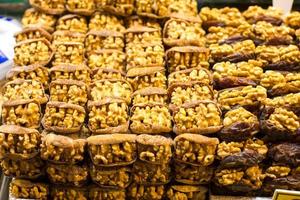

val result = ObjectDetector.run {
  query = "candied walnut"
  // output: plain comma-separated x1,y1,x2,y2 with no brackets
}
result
132,87,168,105
56,14,88,33
174,134,219,166
3,79,48,104
52,42,85,65
50,79,88,106
6,64,50,89
261,70,300,96
130,103,172,134
95,0,134,17
263,93,300,108
266,166,291,179
50,64,91,84
51,186,88,200
126,67,167,91
88,49,125,72
85,30,124,54
90,165,131,188
169,82,214,107
163,14,205,47
22,8,57,32
1,156,44,179
166,185,207,200
15,27,52,43
135,0,169,18
213,60,263,88
174,161,214,184
46,163,88,186
210,40,256,63
127,183,165,200
89,187,126,200
0,125,40,159
126,15,161,29
92,68,125,81
29,0,65,15
52,31,85,44
217,141,244,160
89,12,125,32
90,79,132,104
125,26,162,45
14,38,53,66
268,143,300,167
10,179,48,200
42,102,85,133
87,134,137,166
217,86,267,111
1,100,41,128
40,133,86,164
172,100,222,135
66,0,95,16
166,46,210,72
285,11,300,29
88,99,129,134
223,107,258,127
168,67,212,86
243,6,283,25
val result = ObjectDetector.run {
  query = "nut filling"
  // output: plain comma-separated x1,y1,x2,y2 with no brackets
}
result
1,100,41,129
174,134,219,166
15,27,52,42
87,134,137,166
166,185,208,200
52,42,85,65
92,68,125,81
51,186,88,200
126,16,161,29
132,87,168,105
50,65,91,84
42,102,85,133
125,27,162,45
243,6,283,25
88,50,125,72
266,166,291,179
66,0,95,15
0,125,40,159
95,0,134,17
29,0,65,15
89,12,125,32
10,179,48,200
127,183,164,200
56,15,88,33
263,93,300,108
88,99,129,134
89,187,126,200
172,101,222,135
40,133,86,164
52,31,85,44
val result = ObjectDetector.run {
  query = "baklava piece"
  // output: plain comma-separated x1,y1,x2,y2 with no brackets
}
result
10,179,48,200
52,42,85,65
29,0,65,15
130,103,172,134
163,14,205,47
127,183,165,200
243,6,283,25
3,79,48,104
42,102,86,133
14,38,53,66
14,27,52,43
89,186,126,200
51,186,88,200
40,133,86,164
89,79,132,104
52,30,85,44
172,101,222,135
132,87,168,106
88,99,129,134
0,125,40,159
66,0,95,16
126,67,167,91
87,134,137,166
137,134,172,164
213,60,263,89
56,14,88,33
166,46,210,73
166,185,207,200
90,165,131,188
50,64,91,84
1,100,41,129
125,26,162,45
92,68,125,81
89,12,125,32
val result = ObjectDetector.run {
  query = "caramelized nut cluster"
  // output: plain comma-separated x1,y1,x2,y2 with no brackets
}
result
43,102,85,133
166,47,210,72
14,39,53,66
267,107,300,132
88,50,125,71
0,125,40,159
66,0,95,15
90,80,132,104
51,187,88,200
40,133,86,164
173,101,222,134
56,15,88,33
53,42,85,65
137,134,173,164
130,104,172,134
52,31,85,44
90,165,131,188
92,68,125,81
10,179,48,200
166,185,207,200
243,6,283,25
46,163,88,186
88,99,129,133
50,80,88,106
285,11,300,28
263,93,300,107
218,86,267,111
3,80,47,104
89,187,126,200
50,65,91,84
132,87,168,105
223,107,258,127
127,184,164,200
29,0,65,15
169,83,214,106
126,67,167,91
15,27,52,43
163,15,205,47
265,166,291,179
89,12,125,32
95,0,134,16
1,100,41,128
87,134,137,166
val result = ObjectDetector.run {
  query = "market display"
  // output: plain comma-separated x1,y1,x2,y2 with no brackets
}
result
2,0,300,199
